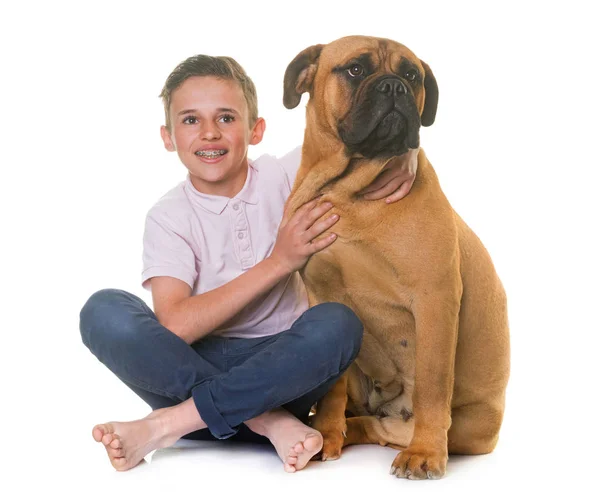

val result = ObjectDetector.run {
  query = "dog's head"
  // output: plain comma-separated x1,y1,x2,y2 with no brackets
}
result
284,35,438,160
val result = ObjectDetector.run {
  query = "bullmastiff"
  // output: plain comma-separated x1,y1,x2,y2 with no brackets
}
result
282,35,510,479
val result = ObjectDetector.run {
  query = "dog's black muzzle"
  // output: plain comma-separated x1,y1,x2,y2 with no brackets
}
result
339,74,422,159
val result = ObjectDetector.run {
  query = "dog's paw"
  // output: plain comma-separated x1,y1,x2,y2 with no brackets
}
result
389,445,447,480
313,428,345,461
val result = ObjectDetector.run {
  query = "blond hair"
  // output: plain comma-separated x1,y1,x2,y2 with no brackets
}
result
159,54,258,130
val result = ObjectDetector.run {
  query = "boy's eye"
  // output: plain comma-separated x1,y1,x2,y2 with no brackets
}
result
183,116,198,124
219,114,235,123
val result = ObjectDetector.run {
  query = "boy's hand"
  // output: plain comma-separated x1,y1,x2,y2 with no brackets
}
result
358,148,419,203
270,199,339,274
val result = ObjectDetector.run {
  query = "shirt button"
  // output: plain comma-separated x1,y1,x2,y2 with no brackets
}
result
233,204,239,211
238,232,244,239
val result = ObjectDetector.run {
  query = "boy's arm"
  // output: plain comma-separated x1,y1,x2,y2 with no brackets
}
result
151,258,291,344
151,198,339,344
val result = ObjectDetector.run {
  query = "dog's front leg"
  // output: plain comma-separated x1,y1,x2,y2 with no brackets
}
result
391,284,462,480
310,373,348,461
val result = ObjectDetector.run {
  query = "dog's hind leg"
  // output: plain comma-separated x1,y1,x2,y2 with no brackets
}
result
344,415,414,449
447,400,504,455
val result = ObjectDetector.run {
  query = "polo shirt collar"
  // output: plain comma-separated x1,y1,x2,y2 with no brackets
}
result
184,161,259,215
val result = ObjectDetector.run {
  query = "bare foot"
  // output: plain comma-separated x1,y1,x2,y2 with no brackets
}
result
92,409,178,471
248,409,324,473
92,398,206,471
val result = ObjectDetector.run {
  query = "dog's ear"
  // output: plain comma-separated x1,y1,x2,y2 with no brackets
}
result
283,44,324,109
420,60,438,127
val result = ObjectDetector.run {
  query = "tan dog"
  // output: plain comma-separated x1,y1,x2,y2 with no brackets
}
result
282,35,510,480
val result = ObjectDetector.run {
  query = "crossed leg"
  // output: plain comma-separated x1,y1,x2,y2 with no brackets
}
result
92,399,323,473
81,290,362,473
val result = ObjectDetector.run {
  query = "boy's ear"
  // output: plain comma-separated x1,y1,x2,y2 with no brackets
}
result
160,125,176,151
249,117,266,146
283,44,324,109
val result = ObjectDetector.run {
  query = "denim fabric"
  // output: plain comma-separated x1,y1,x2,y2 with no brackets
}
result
80,289,363,442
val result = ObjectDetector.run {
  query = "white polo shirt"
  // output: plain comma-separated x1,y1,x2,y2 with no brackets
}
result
141,147,308,338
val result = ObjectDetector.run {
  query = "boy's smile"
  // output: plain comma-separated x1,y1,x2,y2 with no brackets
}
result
195,149,227,159
161,76,265,197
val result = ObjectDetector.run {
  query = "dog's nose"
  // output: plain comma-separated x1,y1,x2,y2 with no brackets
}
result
376,77,407,96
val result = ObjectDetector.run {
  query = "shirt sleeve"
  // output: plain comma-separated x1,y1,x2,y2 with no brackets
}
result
141,209,198,291
277,146,302,189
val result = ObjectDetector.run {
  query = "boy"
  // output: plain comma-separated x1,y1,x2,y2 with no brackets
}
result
79,54,417,473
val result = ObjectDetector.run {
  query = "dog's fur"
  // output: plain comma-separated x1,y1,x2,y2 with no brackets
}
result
283,35,510,479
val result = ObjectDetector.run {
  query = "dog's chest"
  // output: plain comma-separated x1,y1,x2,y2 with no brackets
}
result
301,207,417,404
301,198,411,305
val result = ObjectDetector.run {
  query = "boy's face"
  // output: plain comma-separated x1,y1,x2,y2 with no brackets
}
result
161,76,265,197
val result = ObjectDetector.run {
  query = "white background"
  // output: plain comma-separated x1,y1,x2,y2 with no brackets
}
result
2,1,599,495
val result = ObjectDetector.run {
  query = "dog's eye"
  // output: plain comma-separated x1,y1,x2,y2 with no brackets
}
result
347,64,364,77
404,69,418,82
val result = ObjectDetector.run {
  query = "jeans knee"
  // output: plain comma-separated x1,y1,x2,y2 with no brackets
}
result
79,288,139,349
309,302,364,362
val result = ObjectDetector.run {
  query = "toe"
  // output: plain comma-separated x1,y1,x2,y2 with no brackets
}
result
92,427,103,442
111,457,128,471
108,447,124,458
92,424,110,442
109,438,122,449
284,462,296,473
293,433,324,471
293,442,304,454
303,433,323,453
101,433,113,446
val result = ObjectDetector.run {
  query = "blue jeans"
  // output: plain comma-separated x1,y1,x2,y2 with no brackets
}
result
79,289,363,443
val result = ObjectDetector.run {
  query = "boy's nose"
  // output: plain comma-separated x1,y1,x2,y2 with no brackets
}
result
200,122,221,140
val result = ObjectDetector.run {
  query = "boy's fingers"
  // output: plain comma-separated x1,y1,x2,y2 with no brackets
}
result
283,199,316,230
286,197,315,212
358,169,395,195
302,196,324,210
361,176,404,200
384,179,414,204
298,201,334,230
290,198,320,221
308,233,337,254
303,214,339,243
